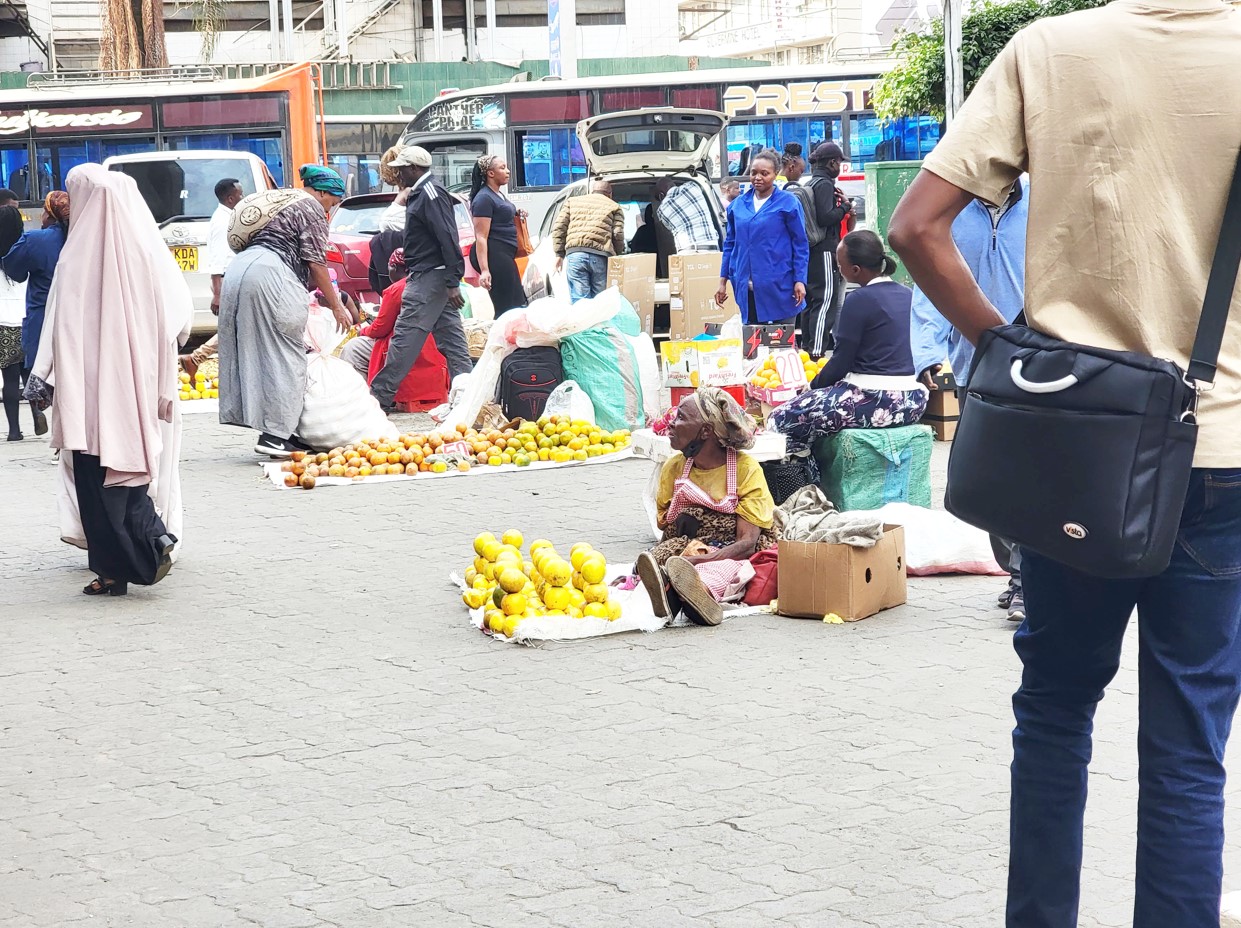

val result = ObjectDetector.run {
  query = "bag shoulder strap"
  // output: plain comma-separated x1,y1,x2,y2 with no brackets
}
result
1189,147,1241,383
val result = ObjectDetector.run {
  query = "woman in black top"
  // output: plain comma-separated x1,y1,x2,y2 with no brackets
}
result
769,230,928,454
469,155,528,316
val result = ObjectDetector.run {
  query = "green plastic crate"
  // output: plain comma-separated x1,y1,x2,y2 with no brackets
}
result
813,424,934,511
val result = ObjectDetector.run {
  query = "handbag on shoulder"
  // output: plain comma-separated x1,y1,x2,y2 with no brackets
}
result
945,151,1241,579
514,212,533,258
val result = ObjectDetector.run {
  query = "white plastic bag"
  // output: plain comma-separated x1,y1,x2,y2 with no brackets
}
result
543,381,596,422
632,332,661,426
717,313,745,343
297,354,398,451
858,502,1006,576
304,305,348,355
466,285,495,322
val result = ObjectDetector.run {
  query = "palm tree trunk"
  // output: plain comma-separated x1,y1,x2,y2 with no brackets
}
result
99,0,168,71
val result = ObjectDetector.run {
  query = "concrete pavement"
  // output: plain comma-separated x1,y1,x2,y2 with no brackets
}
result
1,411,1238,927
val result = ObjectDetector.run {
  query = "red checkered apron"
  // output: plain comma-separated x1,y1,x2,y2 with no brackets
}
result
665,451,747,602
666,449,740,524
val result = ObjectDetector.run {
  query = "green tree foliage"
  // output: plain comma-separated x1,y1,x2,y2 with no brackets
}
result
873,0,1111,122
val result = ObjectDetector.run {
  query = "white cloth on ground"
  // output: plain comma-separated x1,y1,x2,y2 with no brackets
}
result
775,484,884,546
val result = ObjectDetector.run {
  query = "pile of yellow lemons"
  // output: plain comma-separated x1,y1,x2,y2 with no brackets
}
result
178,369,218,401
750,350,828,389
462,529,621,639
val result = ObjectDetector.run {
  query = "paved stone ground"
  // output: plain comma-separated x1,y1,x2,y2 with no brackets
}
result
2,410,1239,928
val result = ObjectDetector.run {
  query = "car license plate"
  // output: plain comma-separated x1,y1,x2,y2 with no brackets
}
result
170,245,198,272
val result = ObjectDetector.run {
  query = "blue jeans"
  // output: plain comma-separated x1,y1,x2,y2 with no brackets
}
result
565,252,609,303
1008,468,1241,928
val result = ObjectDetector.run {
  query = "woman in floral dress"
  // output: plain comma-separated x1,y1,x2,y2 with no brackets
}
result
769,230,927,455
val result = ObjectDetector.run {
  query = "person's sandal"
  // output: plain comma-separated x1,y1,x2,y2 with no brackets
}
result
666,556,723,627
179,355,198,380
83,578,128,597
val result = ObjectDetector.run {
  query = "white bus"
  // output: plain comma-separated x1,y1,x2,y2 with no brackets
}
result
398,63,941,230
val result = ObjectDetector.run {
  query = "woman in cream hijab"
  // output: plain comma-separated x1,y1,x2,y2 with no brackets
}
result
26,164,191,596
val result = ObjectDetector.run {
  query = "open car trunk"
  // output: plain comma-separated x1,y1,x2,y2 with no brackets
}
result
577,108,727,176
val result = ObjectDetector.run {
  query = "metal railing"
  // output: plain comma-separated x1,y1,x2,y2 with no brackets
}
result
218,60,399,89
28,65,218,88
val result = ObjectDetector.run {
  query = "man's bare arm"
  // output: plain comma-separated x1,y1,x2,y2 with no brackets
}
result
888,171,1007,345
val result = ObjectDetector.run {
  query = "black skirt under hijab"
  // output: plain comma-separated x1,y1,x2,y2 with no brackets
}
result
73,452,171,585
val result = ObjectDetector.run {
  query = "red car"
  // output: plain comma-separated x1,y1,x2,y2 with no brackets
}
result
326,192,478,306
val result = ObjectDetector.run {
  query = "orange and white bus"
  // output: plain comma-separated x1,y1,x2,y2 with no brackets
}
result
0,63,324,205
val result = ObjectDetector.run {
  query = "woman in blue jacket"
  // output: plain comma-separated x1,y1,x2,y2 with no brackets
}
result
715,150,809,324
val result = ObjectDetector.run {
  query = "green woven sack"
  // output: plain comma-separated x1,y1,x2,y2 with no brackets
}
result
812,424,934,511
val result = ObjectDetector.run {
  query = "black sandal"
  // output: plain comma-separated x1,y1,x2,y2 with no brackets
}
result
83,578,128,597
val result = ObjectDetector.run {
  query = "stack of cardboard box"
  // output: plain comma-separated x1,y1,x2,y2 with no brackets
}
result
605,253,657,334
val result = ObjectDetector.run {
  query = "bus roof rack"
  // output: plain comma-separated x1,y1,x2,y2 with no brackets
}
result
28,66,219,89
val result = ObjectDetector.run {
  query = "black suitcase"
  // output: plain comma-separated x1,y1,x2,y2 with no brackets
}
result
499,347,563,422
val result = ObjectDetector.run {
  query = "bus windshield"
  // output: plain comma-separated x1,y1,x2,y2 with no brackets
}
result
419,139,488,193
110,156,260,224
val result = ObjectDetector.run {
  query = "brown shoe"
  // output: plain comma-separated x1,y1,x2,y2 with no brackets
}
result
666,556,723,626
636,552,672,618
179,355,198,380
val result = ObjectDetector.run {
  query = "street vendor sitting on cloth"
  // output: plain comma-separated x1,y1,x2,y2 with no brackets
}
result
636,387,779,626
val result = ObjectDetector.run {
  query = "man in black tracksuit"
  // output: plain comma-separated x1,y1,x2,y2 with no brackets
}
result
369,145,473,411
800,142,855,356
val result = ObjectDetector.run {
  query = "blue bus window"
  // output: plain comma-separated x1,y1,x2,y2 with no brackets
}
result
514,127,584,189
0,147,30,200
726,118,841,176
166,133,285,186
850,115,942,167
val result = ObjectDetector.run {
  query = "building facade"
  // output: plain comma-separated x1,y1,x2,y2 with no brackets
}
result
678,0,933,65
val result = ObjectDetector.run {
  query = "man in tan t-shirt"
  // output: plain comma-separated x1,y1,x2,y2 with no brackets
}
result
888,0,1241,925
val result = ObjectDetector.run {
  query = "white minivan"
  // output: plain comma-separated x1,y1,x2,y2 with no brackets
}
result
104,150,276,334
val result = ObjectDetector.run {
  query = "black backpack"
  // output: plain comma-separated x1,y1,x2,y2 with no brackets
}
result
499,347,563,421
789,178,827,248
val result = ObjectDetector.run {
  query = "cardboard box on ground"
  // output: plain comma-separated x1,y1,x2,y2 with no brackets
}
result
923,370,959,441
607,253,656,334
776,526,908,621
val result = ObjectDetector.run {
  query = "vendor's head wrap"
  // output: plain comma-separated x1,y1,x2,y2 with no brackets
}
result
298,164,346,197
227,188,316,253
388,247,405,270
694,387,756,451
44,190,70,227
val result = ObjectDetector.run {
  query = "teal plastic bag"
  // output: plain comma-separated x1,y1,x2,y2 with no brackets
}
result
812,424,934,510
559,306,646,431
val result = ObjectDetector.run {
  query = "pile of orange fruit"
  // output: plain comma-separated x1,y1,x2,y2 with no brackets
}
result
278,438,471,487
461,530,621,639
